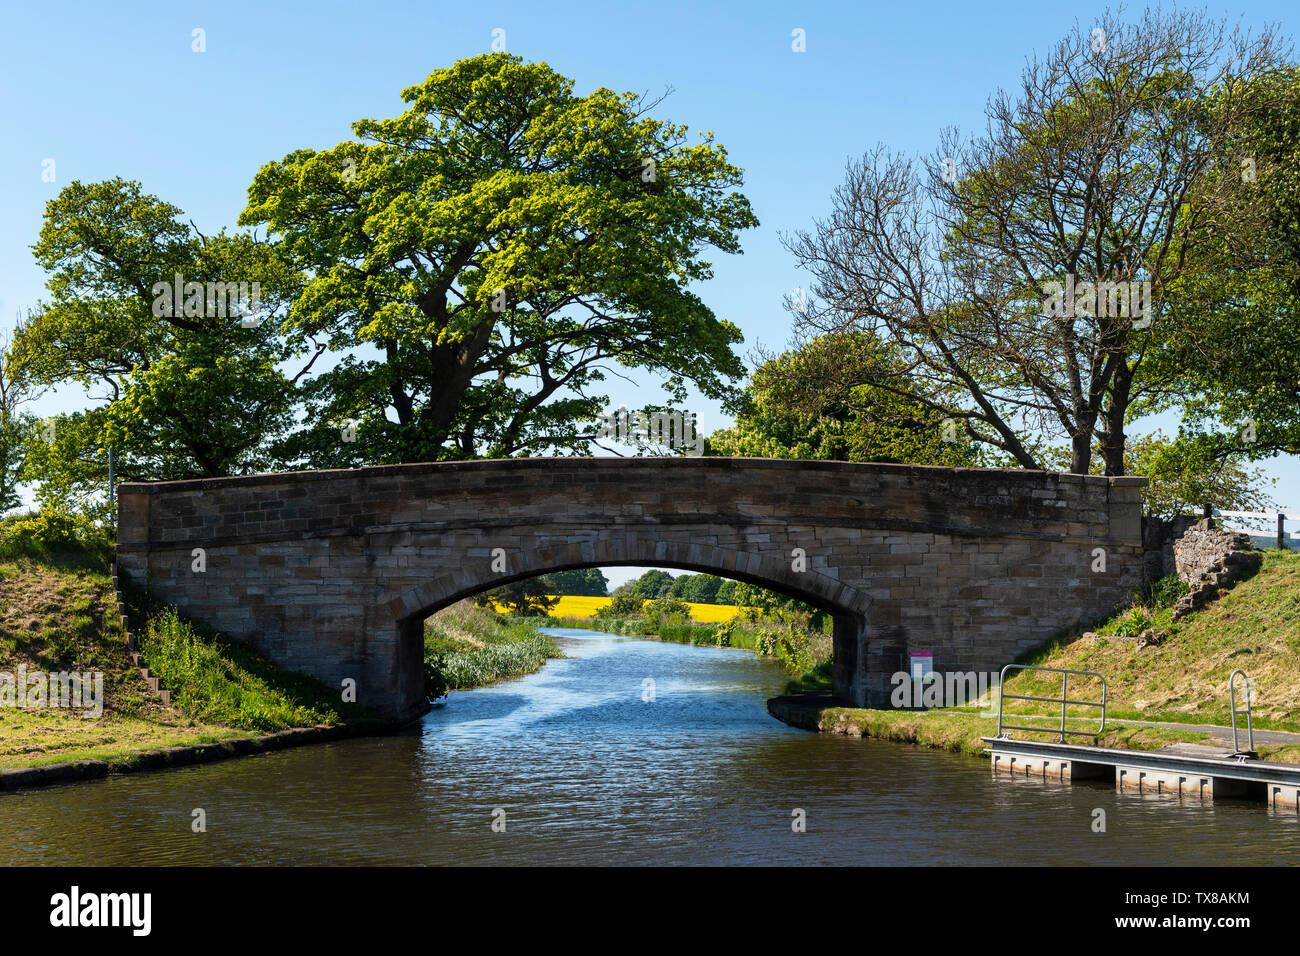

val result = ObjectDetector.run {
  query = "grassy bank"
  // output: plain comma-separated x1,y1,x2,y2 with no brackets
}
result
531,613,832,678
774,549,1300,762
768,695,1214,757
1009,549,1300,731
1,527,373,772
424,601,562,698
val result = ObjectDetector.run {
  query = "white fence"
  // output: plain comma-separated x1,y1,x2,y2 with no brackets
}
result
1207,507,1299,549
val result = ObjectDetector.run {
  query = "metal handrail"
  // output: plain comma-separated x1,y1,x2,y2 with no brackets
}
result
1229,669,1256,757
996,664,1107,743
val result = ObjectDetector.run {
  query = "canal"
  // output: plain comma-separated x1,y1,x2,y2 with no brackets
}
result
2,627,1296,865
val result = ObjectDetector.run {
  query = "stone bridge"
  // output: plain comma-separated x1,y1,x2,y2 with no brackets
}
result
115,458,1147,723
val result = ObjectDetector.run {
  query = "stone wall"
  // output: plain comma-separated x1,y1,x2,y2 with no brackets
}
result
115,458,1148,722
1141,514,1200,583
1171,519,1263,620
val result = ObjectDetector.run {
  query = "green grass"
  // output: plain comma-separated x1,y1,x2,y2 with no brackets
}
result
796,705,1214,757
1004,550,1300,732
0,542,304,770
0,706,249,771
139,608,370,732
424,601,562,697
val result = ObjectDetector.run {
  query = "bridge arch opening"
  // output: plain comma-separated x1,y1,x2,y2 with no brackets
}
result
394,557,872,716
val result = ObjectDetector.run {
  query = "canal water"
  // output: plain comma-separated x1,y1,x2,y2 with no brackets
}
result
2,627,1297,865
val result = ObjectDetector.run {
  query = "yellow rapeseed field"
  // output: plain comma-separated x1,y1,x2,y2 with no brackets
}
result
480,595,747,621
535,595,746,622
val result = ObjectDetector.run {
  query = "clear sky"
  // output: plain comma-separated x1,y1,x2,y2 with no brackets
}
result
1,1,1295,587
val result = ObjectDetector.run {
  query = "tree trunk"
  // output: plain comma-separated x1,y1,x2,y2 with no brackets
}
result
1100,364,1134,476
1070,431,1093,475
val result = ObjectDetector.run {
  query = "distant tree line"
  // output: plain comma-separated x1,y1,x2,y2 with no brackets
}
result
478,566,815,619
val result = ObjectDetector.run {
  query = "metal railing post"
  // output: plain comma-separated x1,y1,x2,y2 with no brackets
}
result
1060,671,1068,744
1230,669,1256,757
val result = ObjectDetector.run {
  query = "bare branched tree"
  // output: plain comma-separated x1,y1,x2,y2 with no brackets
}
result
784,7,1289,474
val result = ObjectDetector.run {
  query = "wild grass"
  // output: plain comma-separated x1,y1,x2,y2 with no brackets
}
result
803,705,1213,757
0,540,300,768
1005,550,1300,731
139,608,368,731
424,601,562,698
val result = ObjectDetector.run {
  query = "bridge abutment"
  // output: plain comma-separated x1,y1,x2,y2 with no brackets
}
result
831,614,868,706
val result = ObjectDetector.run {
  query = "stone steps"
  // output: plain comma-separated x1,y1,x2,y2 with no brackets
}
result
111,563,173,709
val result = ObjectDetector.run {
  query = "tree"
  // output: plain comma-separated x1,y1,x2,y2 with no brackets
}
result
731,581,826,631
784,10,1288,475
670,573,723,603
595,591,643,618
543,568,609,596
629,569,675,599
714,580,738,605
13,179,311,512
710,331,981,465
19,410,117,524
240,53,758,467
476,578,558,616
1139,66,1300,461
1125,432,1276,520
0,327,43,515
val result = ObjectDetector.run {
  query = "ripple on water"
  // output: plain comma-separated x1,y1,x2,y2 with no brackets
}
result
2,629,1298,865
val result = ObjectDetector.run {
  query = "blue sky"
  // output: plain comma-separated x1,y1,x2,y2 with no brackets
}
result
1,1,1296,586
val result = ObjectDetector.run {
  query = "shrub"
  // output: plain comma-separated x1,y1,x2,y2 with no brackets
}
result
0,509,112,564
643,597,691,627
1113,607,1155,637
1148,574,1191,609
714,617,739,647
596,592,643,618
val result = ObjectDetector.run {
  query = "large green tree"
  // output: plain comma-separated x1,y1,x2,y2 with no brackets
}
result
710,331,982,466
475,577,558,617
1125,432,1276,520
543,568,609,596
240,53,758,467
1139,65,1300,462
13,179,309,515
668,572,724,604
0,328,41,515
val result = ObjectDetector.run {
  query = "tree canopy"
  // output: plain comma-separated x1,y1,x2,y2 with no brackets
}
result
12,179,307,518
710,331,981,465
784,9,1293,477
240,53,757,467
11,55,758,523
543,568,610,596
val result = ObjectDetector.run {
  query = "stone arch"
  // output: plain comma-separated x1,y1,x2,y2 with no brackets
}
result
383,537,876,718
384,536,871,624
